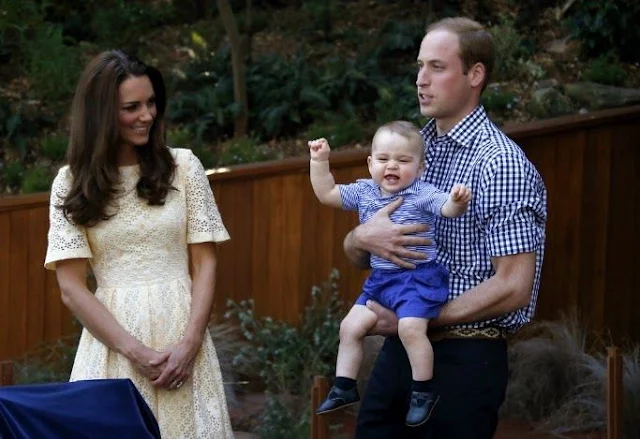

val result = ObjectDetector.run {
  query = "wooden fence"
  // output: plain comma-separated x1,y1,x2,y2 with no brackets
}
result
1,105,639,361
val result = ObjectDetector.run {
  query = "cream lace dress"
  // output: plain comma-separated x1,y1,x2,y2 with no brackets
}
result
44,148,234,439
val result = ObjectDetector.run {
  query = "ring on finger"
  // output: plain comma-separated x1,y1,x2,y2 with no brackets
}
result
176,381,184,389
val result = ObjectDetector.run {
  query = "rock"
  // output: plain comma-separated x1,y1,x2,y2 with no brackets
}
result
526,87,575,119
535,78,560,91
564,82,640,110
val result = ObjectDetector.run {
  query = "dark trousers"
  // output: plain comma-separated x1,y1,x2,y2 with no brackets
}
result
355,336,508,439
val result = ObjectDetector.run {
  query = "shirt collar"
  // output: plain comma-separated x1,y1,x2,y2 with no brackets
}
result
392,179,423,197
366,178,423,198
420,105,488,148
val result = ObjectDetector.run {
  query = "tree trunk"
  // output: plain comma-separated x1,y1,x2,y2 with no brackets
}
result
216,0,248,138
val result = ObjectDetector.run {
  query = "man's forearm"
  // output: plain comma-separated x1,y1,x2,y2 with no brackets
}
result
343,229,371,269
434,252,536,327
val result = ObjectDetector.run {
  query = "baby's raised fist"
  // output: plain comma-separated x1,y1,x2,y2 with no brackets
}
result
308,138,331,161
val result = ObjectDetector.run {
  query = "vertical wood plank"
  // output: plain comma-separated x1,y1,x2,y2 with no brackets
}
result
8,210,29,358
281,173,303,324
577,126,611,333
0,214,11,360
605,123,637,342
310,375,330,439
0,361,14,386
26,206,48,352
520,134,558,321
213,179,253,319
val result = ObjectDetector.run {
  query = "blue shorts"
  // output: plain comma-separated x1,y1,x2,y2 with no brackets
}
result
355,261,449,319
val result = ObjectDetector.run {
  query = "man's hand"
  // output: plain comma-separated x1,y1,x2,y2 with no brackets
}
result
365,300,398,336
351,197,431,269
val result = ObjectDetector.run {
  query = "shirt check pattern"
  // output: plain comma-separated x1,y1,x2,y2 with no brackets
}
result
420,106,547,332
339,179,449,269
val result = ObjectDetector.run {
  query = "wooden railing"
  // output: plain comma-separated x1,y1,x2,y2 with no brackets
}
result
1,105,639,361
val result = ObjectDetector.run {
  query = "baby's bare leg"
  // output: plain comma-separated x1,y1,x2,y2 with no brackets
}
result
336,304,379,379
398,317,432,381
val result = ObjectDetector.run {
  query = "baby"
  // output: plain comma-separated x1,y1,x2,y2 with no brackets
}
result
308,120,471,427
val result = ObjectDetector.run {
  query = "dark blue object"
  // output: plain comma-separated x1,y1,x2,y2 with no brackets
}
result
0,378,161,439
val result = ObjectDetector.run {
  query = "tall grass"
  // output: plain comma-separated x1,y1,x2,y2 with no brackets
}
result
501,314,640,439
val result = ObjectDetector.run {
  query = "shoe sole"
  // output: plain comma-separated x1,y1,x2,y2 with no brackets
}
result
316,400,359,415
405,395,440,428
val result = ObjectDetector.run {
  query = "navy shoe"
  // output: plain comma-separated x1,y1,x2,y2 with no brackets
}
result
405,390,439,427
316,385,360,415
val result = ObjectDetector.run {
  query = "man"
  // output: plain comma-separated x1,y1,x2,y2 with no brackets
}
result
344,17,547,438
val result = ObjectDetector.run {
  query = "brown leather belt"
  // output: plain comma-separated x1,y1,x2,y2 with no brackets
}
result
428,326,508,342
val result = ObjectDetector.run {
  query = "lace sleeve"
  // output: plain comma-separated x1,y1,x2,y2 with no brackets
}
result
183,150,230,244
44,167,93,270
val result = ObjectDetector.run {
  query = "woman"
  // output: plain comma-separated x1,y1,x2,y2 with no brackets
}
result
44,50,234,438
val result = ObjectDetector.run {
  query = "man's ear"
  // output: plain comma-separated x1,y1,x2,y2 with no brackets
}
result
468,62,486,89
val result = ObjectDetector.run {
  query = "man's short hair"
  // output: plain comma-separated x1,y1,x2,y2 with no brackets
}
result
426,17,495,91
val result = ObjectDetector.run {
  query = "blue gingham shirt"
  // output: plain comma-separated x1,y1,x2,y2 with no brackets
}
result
339,179,449,269
421,106,547,332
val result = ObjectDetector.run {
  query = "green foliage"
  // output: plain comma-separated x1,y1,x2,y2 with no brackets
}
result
40,133,69,162
89,0,176,49
489,18,531,81
225,269,345,396
482,86,519,115
581,53,629,87
374,80,423,126
301,0,335,41
0,1,31,60
167,126,195,148
22,23,81,101
0,101,54,159
21,167,52,193
565,0,640,63
14,334,78,384
3,161,24,189
306,118,368,148
217,136,278,167
256,393,311,439
376,20,425,56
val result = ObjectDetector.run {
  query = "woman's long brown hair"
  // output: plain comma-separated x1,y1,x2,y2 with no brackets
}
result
60,50,176,227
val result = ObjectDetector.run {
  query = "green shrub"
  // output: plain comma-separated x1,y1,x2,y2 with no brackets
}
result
489,18,530,81
374,80,423,126
21,167,52,193
1,102,53,159
306,118,368,149
22,23,81,101
3,161,24,189
217,136,278,167
40,133,68,162
581,54,629,87
90,0,175,48
225,269,345,396
192,145,216,170
256,393,310,439
565,0,640,63
482,86,519,115
167,126,195,148
14,333,78,384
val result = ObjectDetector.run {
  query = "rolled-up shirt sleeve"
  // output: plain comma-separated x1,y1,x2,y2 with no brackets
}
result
477,152,547,258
